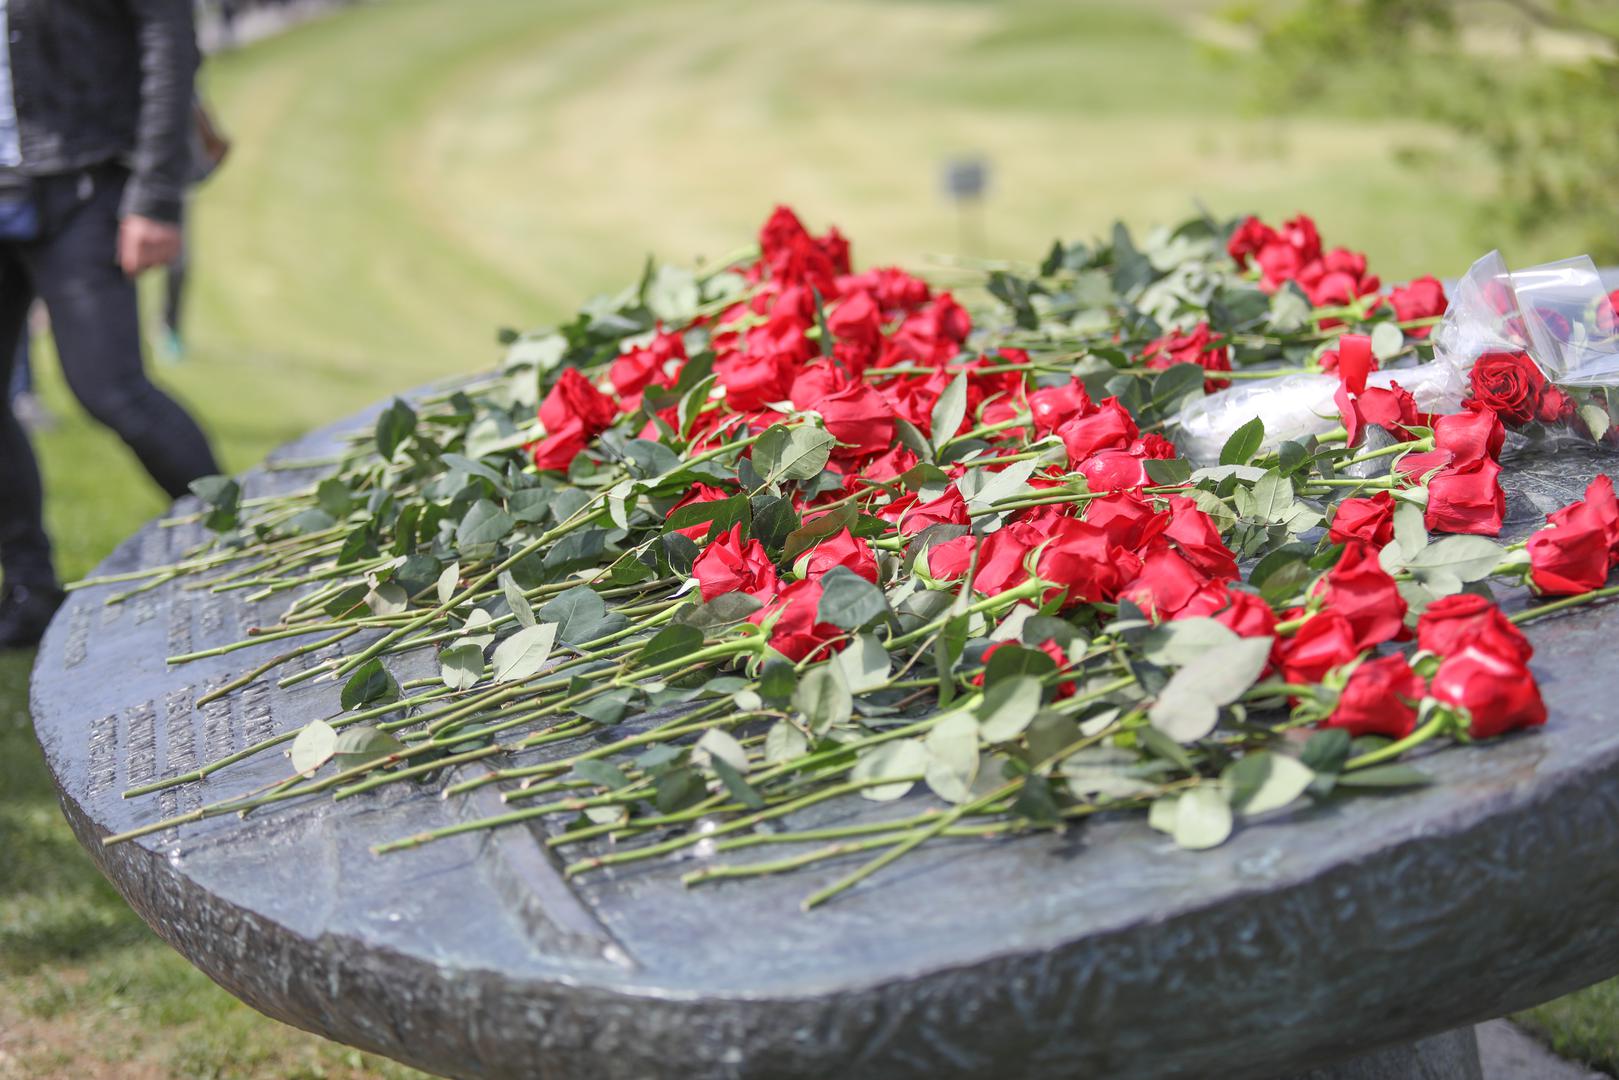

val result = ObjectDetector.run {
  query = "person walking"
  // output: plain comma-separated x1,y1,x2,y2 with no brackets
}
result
0,0,220,649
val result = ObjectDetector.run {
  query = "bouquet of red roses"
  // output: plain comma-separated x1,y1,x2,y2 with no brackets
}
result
97,206,1619,909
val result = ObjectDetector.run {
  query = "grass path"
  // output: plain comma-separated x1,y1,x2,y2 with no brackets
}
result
0,1,1612,1076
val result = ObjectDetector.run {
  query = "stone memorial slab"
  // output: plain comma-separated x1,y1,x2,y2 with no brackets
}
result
30,395,1619,1080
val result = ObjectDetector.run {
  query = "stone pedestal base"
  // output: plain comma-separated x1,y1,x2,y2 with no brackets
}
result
1283,1027,1482,1080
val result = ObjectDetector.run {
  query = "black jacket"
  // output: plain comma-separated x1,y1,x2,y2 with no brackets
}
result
6,0,198,222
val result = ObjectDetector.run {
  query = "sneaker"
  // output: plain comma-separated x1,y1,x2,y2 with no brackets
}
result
158,328,185,364
0,582,65,650
9,391,56,432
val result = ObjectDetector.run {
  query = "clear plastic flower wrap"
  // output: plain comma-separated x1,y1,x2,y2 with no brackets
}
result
1175,250,1619,463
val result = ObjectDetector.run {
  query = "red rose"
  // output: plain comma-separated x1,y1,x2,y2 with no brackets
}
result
1550,475,1619,561
1416,593,1532,662
1142,322,1231,392
862,444,919,483
539,368,617,437
1277,610,1361,684
1329,492,1396,549
826,290,883,372
1464,351,1545,426
749,578,845,662
1386,276,1447,338
1327,333,1375,394
1433,406,1505,469
1338,381,1420,447
1528,503,1613,595
1227,216,1278,269
1323,654,1425,739
1078,450,1151,492
1081,491,1168,550
1057,398,1137,464
1037,518,1142,605
1430,645,1547,739
972,521,1039,596
531,368,618,471
799,528,878,584
1028,379,1093,436
895,486,969,536
1303,249,1380,309
609,330,686,407
1213,587,1278,639
1424,460,1504,536
1122,546,1210,620
715,346,800,412
1536,386,1575,424
1163,496,1239,579
816,382,896,459
1280,214,1322,262
975,639,1076,697
1318,542,1407,650
926,533,976,580
692,524,780,603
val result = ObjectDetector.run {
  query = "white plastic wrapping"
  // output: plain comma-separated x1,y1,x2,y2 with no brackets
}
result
1174,250,1619,463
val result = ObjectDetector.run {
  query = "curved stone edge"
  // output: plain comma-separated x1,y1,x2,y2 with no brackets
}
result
40,715,1619,1080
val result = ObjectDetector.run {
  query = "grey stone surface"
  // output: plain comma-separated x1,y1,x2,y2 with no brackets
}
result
30,400,1619,1080
1285,1027,1481,1080
1478,1020,1607,1080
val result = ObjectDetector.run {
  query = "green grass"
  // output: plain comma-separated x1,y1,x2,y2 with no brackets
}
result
0,0,1613,1075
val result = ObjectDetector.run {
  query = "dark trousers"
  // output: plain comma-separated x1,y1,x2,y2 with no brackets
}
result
0,166,219,589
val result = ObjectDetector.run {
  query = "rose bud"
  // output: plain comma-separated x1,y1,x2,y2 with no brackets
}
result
1430,645,1547,739
1415,593,1533,663
1322,654,1426,739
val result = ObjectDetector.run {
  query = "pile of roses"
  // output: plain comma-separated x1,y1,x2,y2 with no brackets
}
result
512,206,1619,757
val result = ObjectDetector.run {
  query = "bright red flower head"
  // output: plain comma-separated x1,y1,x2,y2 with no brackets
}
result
1028,379,1093,436
692,524,780,603
609,330,686,408
1121,546,1209,620
1433,406,1505,469
1057,398,1137,465
1142,323,1231,392
1277,610,1361,685
1037,518,1142,605
1329,492,1397,549
1424,460,1505,537
1416,593,1533,663
1162,496,1239,580
749,578,845,662
1430,644,1547,739
531,368,618,472
1464,351,1546,426
1081,491,1168,551
1386,276,1447,338
799,528,878,584
1227,215,1278,270
1323,654,1425,739
1528,502,1614,596
1318,541,1407,651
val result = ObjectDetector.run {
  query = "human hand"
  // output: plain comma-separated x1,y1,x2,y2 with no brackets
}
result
117,215,182,277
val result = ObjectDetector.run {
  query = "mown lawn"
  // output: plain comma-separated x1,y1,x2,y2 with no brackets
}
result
1,0,1612,1076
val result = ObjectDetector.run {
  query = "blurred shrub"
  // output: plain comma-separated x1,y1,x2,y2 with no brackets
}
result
1232,0,1619,260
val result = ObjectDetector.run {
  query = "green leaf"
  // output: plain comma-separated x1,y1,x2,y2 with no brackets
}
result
753,424,837,484
1223,752,1314,816
435,562,461,605
1370,321,1405,361
1404,535,1503,585
976,675,1043,743
929,373,969,449
759,658,797,702
1149,636,1272,742
456,499,515,553
1336,764,1433,788
751,495,799,550
697,728,750,772
638,623,704,670
439,642,485,690
290,719,337,776
1140,617,1239,668
1248,471,1295,523
364,583,408,616
1172,786,1233,850
332,726,404,768
498,571,536,628
574,759,632,790
341,659,399,711
924,712,980,803
1580,403,1611,441
1142,458,1193,485
851,738,928,801
316,478,354,519
1150,363,1205,410
538,586,608,644
1220,416,1266,467
982,643,1058,686
765,720,809,765
492,623,557,683
794,663,852,735
816,566,890,630
286,508,337,535
1301,728,1352,774
834,633,890,693
781,502,855,565
573,687,635,725
375,398,417,461
662,493,750,541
